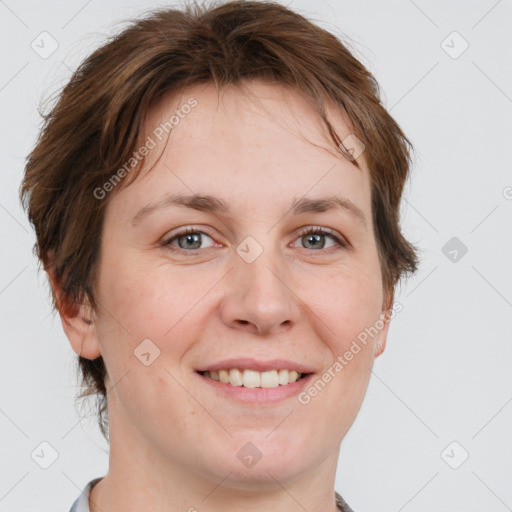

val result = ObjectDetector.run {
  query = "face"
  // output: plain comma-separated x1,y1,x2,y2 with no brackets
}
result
74,80,392,488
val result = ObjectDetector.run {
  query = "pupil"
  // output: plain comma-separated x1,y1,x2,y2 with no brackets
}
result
305,234,324,249
180,233,201,249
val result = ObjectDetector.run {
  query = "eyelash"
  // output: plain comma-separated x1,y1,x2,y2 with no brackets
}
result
162,226,349,254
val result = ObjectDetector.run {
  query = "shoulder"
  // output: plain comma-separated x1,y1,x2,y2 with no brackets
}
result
69,477,103,512
335,491,357,512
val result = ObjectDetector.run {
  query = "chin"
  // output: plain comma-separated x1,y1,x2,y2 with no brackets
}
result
207,433,315,486
214,459,311,492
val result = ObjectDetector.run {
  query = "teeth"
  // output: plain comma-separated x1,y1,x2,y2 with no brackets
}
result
288,370,299,383
202,368,305,388
261,370,278,388
230,368,244,386
219,369,229,384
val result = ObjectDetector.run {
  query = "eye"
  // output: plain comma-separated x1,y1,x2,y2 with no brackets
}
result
292,227,348,251
162,227,216,252
162,226,349,254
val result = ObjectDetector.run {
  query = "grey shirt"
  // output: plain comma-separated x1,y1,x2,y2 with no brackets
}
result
69,478,103,512
69,478,355,511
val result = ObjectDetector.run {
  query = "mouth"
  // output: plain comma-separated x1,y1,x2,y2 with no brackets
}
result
195,368,314,404
197,369,311,388
194,358,316,403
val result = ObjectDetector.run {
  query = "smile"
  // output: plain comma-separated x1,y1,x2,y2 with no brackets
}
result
199,368,308,388
196,370,314,404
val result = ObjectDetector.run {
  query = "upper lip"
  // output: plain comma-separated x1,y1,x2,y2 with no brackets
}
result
195,358,315,374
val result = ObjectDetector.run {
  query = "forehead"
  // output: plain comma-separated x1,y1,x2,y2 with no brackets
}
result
115,80,371,222
144,79,362,164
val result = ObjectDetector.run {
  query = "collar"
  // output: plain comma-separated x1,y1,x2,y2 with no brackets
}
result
69,478,355,512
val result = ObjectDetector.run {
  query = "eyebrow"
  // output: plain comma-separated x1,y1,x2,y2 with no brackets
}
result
131,193,367,230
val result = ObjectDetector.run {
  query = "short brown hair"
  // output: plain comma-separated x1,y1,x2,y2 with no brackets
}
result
20,0,419,441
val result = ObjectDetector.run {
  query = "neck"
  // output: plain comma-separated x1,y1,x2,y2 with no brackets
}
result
89,391,344,512
89,424,342,512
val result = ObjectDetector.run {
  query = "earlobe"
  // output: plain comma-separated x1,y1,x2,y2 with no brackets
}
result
59,303,102,360
374,311,388,357
374,292,393,358
47,266,102,360
375,340,386,358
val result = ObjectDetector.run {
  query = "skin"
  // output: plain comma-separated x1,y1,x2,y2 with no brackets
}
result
54,80,392,512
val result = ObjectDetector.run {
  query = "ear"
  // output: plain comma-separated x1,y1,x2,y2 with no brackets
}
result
47,266,102,360
374,290,395,359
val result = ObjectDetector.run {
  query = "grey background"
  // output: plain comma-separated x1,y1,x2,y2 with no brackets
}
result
0,0,511,511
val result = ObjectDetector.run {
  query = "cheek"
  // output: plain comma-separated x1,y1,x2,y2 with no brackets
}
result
98,252,175,330
96,254,210,364
311,264,383,349
312,266,381,420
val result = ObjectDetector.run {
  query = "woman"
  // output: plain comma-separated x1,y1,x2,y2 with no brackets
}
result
20,1,419,511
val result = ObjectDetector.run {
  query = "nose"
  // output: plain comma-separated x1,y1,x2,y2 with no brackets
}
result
220,246,301,336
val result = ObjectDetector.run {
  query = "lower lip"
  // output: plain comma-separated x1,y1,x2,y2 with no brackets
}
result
196,372,314,404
